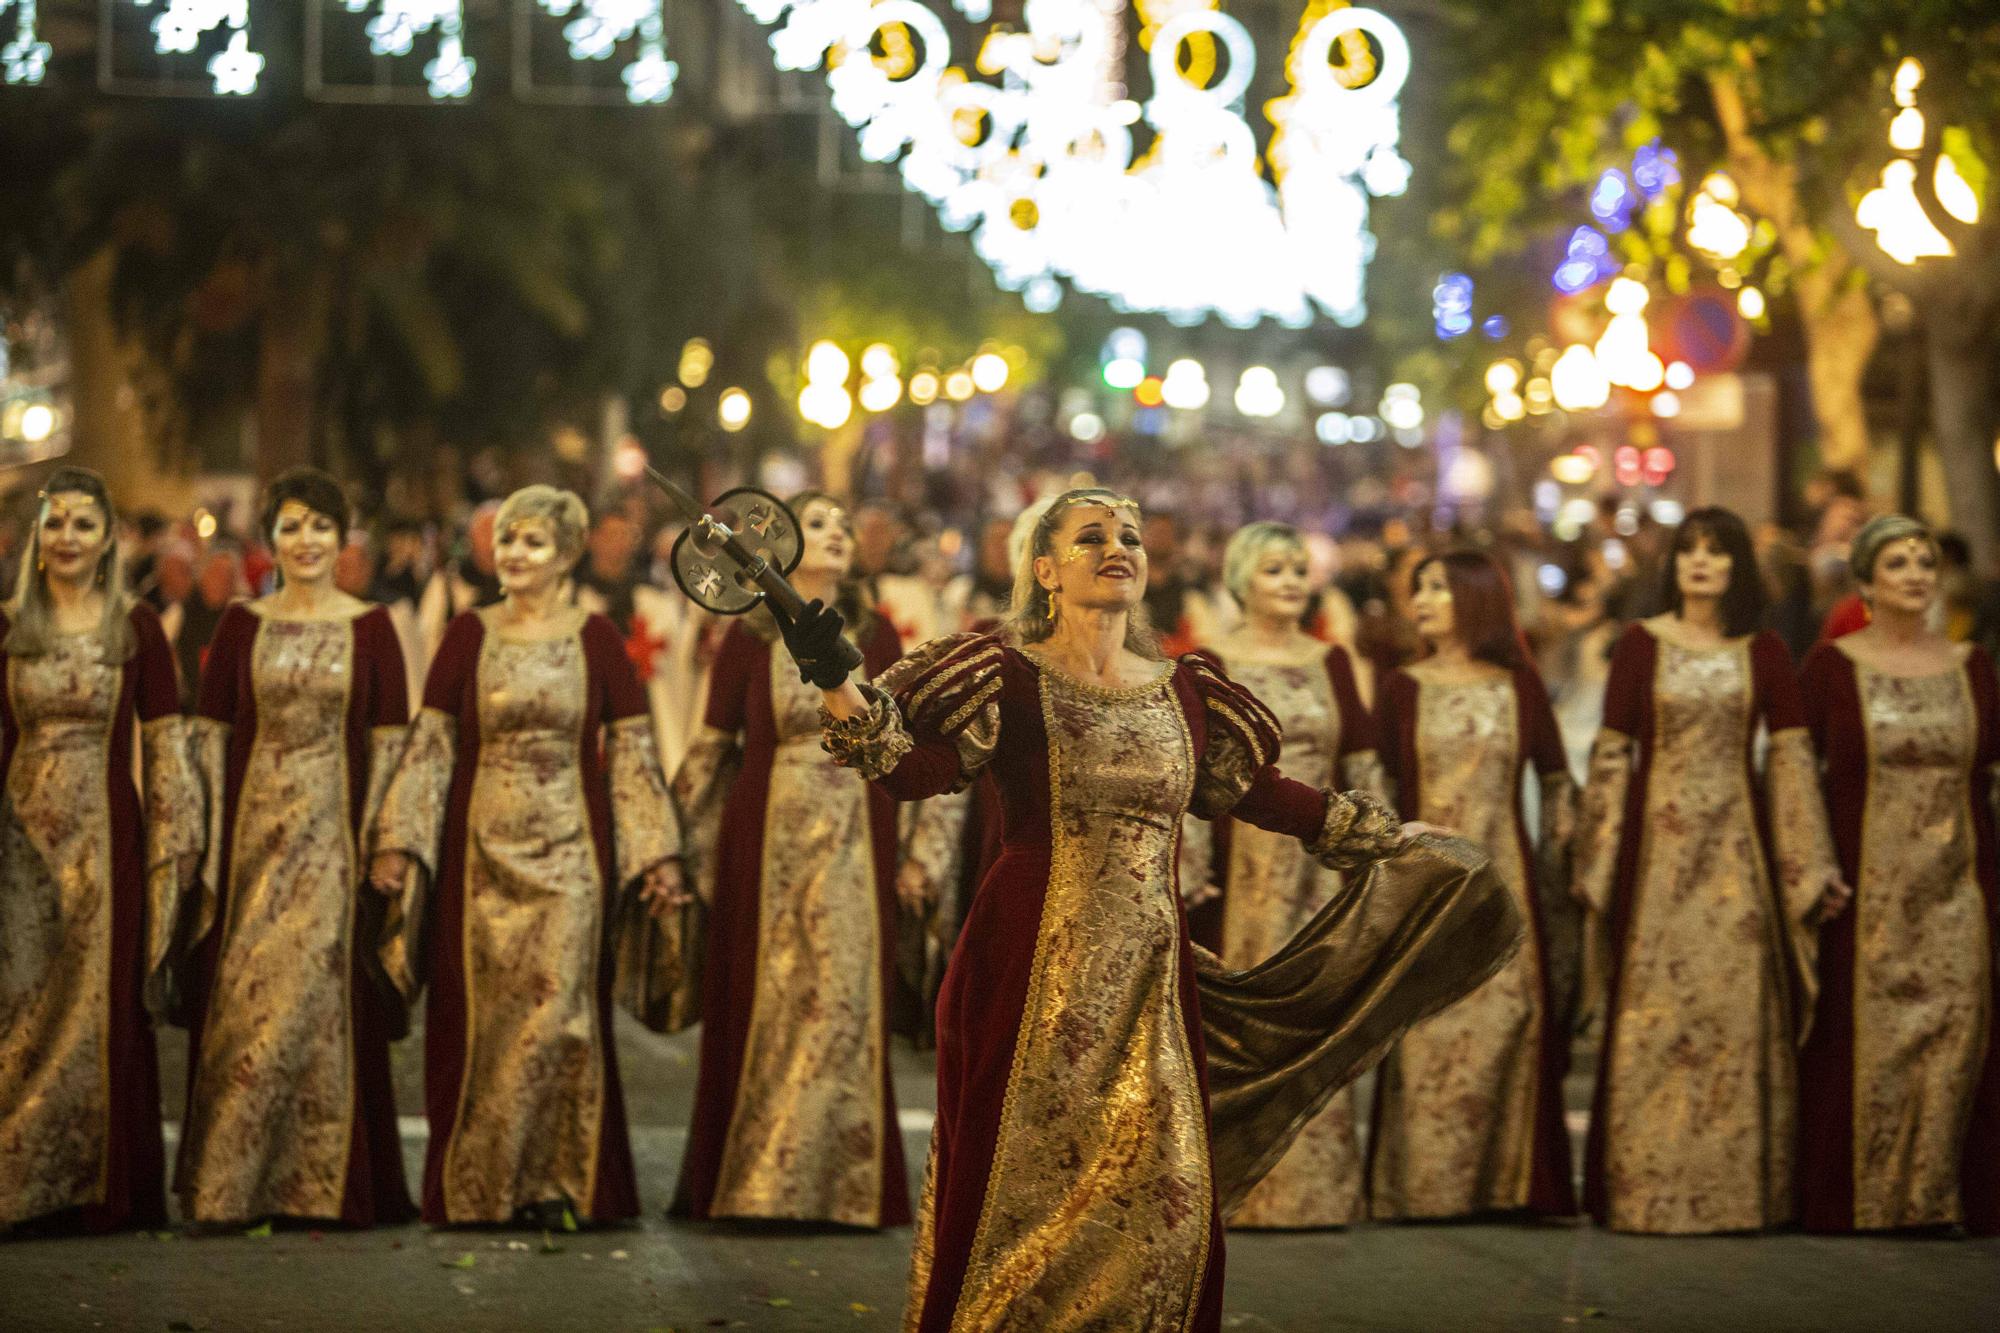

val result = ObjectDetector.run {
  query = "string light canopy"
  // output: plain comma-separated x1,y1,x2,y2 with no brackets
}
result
3,0,50,85
738,0,1412,328
101,0,267,97
518,0,677,105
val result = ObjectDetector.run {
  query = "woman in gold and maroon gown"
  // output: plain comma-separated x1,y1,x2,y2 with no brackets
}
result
1191,521,1389,1230
369,485,680,1227
175,469,416,1227
670,492,912,1228
1797,515,1999,1235
0,467,200,1234
795,489,1521,1331
1573,508,1843,1234
1368,549,1577,1221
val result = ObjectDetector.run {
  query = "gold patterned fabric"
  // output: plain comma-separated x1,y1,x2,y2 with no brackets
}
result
1211,660,1365,1228
1591,639,1811,1232
141,712,201,1016
709,655,890,1225
1849,665,1991,1229
671,724,742,905
946,665,1213,1330
371,710,450,1006
1370,674,1547,1219
177,618,365,1223
0,636,126,1225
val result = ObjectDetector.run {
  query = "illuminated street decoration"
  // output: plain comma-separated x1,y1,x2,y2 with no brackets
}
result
1856,58,1981,265
127,0,264,95
735,0,1411,326
338,0,474,98
2,1,50,85
535,0,677,102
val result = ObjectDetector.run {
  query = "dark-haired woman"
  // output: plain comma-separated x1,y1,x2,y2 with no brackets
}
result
1797,515,1998,1234
0,468,200,1233
668,492,913,1228
1573,508,1843,1233
798,490,1519,1329
1368,549,1577,1220
174,468,417,1227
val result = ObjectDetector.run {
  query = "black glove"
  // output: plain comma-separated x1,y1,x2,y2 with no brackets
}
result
769,597,856,689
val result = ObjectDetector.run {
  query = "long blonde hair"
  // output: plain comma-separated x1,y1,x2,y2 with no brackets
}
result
5,466,136,662
1001,487,1163,658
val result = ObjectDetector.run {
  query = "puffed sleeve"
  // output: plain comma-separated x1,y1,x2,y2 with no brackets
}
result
671,621,755,905
369,610,479,1004
1183,651,1404,872
1572,626,1649,914
134,604,202,1020
821,632,1004,801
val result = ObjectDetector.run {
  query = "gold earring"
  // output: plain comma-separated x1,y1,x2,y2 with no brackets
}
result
1046,587,1059,623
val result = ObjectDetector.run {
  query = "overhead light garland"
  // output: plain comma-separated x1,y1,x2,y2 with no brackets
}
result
118,0,266,96
533,0,677,103
335,0,475,99
736,0,1411,327
2,0,50,85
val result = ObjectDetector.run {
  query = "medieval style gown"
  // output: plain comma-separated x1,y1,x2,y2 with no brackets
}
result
824,633,1522,1332
1197,646,1387,1229
0,604,200,1231
670,615,913,1227
1797,640,1999,1234
371,606,678,1225
1572,624,1837,1233
174,603,417,1226
1368,660,1578,1220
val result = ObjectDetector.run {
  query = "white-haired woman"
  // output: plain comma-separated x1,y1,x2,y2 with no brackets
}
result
368,485,681,1227
784,487,1520,1331
1186,521,1389,1230
0,466,200,1234
1797,515,1999,1234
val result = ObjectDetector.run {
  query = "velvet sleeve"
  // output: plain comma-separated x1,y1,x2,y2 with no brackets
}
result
359,609,413,846
1965,647,1999,925
672,621,756,903
821,632,1004,801
1754,631,1838,923
188,606,251,949
1329,646,1389,799
586,615,680,889
1798,642,1841,757
133,603,202,1017
1573,626,1649,913
1374,668,1415,818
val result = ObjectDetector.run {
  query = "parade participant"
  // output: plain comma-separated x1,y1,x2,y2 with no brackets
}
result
792,488,1521,1330
669,491,913,1228
1797,515,1999,1235
0,467,201,1233
1191,521,1388,1229
173,468,416,1228
367,485,680,1227
1368,549,1577,1221
1573,507,1844,1234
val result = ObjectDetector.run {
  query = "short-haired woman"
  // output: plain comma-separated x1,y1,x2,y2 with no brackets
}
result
1573,507,1844,1233
1368,549,1578,1220
1797,515,1999,1234
368,485,682,1227
174,467,418,1228
0,466,201,1233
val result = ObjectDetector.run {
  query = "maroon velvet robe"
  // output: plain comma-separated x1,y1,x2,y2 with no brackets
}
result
670,617,910,1227
1798,642,2000,1235
175,604,414,1226
0,604,189,1233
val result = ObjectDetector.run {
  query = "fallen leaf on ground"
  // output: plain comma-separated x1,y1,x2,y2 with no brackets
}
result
610,1250,630,1261
440,1253,477,1270
243,1222,272,1239
767,1297,792,1308
849,1304,874,1315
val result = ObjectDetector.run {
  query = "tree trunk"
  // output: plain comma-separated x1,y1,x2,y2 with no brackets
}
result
1925,320,2000,574
60,250,198,512
253,264,332,480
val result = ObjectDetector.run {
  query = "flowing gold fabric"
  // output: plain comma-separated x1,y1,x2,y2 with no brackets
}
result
606,714,678,888
1370,674,1545,1219
1850,663,1992,1229
359,723,417,1036
0,637,123,1224
606,715,693,1035
178,618,363,1223
1595,640,1802,1232
711,659,889,1224
672,725,741,904
371,708,452,1006
1214,661,1363,1228
1199,834,1524,1215
1766,727,1836,1026
186,716,232,963
948,667,1213,1332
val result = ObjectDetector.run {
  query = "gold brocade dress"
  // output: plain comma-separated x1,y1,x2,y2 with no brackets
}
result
1572,626,1836,1233
175,605,415,1226
371,607,678,1224
1798,642,2000,1233
825,635,1524,1332
0,606,199,1231
1369,662,1578,1219
1197,649,1388,1229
